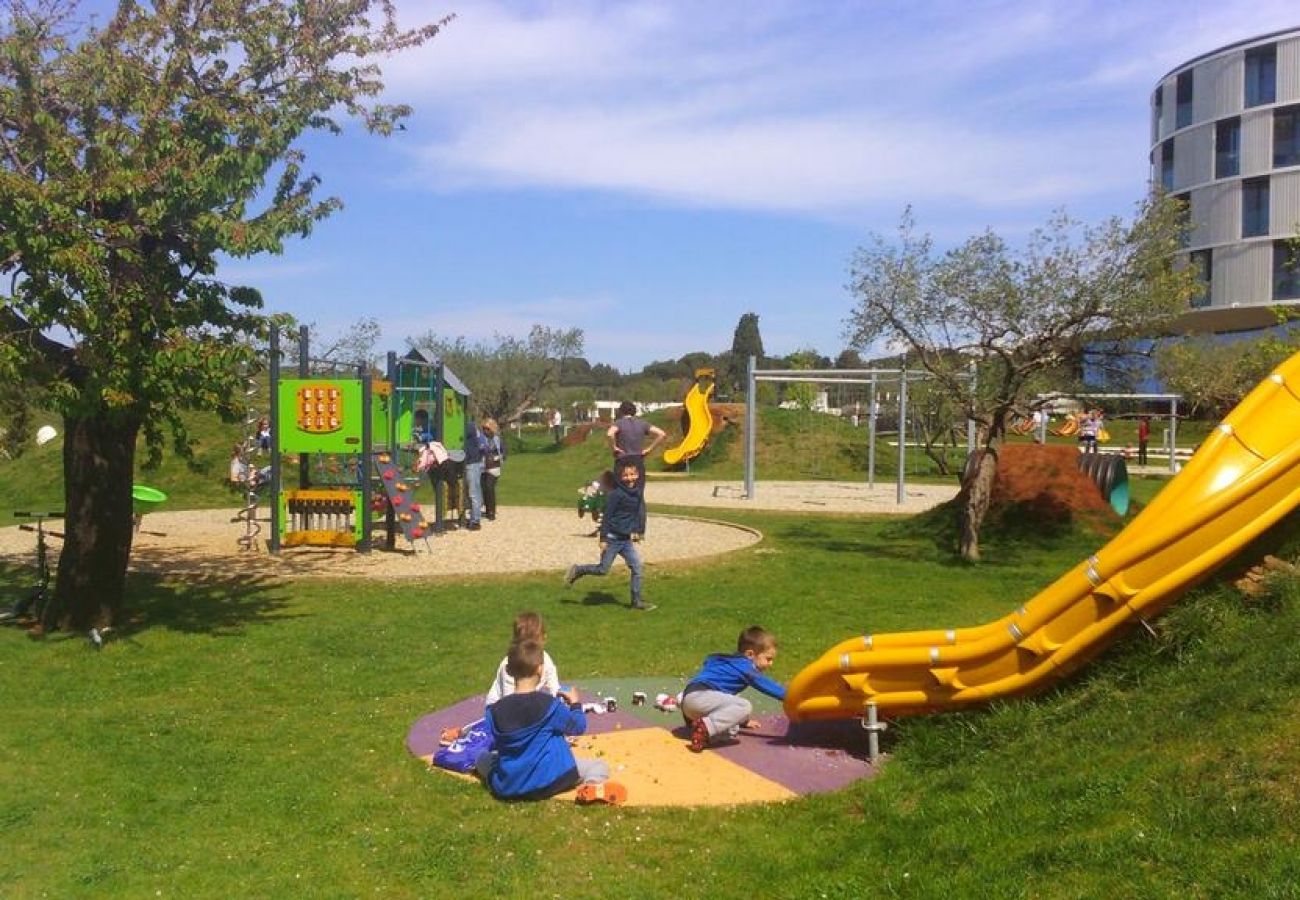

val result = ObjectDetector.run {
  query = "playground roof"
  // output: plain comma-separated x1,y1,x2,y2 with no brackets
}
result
398,348,471,397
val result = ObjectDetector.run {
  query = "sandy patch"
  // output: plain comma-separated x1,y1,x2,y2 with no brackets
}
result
645,477,958,514
0,480,956,581
0,506,761,582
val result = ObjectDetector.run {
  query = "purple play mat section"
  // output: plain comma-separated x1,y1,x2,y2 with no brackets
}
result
407,691,880,805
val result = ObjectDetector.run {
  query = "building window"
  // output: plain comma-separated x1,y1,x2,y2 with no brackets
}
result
1242,177,1270,238
1161,140,1175,192
1175,71,1193,128
1215,117,1240,178
1276,106,1300,168
1245,44,1277,108
1275,242,1300,300
1152,86,1164,143
1189,249,1212,308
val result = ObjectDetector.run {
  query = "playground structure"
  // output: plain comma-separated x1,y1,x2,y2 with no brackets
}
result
743,355,976,505
257,326,471,554
784,350,1300,723
1039,392,1183,472
662,367,716,467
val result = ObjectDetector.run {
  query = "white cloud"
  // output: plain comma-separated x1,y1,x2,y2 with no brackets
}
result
384,0,1234,218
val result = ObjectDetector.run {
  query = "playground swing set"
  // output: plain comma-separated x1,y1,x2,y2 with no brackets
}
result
247,326,473,555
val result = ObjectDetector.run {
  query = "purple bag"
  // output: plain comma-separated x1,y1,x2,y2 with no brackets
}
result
432,718,494,773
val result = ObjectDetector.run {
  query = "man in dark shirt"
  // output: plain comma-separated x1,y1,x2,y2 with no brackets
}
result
606,401,666,473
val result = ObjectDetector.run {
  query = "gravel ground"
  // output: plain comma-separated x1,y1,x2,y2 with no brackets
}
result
0,479,955,581
645,477,958,514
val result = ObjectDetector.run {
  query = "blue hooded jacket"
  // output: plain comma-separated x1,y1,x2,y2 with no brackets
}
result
485,693,588,800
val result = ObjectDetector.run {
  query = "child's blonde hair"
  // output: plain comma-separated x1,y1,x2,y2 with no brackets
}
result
737,625,776,655
512,611,546,644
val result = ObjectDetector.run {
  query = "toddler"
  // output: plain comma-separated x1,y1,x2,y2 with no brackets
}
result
681,626,785,752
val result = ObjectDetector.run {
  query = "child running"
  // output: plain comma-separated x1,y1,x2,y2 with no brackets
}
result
484,611,561,705
681,626,786,752
564,459,654,611
478,639,626,804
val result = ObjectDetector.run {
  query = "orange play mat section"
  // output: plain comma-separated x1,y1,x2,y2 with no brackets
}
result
407,685,878,808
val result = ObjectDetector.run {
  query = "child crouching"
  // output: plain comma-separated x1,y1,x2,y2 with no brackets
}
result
681,626,785,752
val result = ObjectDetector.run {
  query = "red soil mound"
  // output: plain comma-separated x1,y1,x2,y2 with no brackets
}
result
708,403,745,435
562,420,601,447
990,444,1119,533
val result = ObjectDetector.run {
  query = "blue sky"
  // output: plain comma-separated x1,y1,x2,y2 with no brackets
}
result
217,0,1300,371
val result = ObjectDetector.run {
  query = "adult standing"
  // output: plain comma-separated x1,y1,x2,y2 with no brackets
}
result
413,408,456,533
550,408,563,444
480,418,506,521
1137,416,1151,466
1078,409,1100,455
462,417,486,531
606,401,667,472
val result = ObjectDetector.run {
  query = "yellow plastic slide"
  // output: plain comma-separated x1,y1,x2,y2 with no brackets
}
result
662,369,716,466
785,351,1300,722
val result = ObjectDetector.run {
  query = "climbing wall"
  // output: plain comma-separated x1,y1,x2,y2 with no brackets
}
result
374,453,430,546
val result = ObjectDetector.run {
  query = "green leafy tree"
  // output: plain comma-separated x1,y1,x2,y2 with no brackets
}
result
834,348,865,369
1155,311,1300,418
409,325,584,424
781,347,820,410
0,0,446,631
727,312,764,393
845,199,1199,561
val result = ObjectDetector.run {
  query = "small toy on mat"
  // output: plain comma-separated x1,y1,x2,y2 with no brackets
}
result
576,781,627,806
654,692,679,712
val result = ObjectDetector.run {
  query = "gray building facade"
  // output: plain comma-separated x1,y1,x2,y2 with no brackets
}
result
1152,27,1300,332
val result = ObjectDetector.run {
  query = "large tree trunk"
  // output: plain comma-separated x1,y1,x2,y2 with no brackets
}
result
42,412,140,632
957,447,997,562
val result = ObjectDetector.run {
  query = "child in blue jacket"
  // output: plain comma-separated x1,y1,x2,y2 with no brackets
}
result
681,626,786,752
478,639,625,804
564,459,653,610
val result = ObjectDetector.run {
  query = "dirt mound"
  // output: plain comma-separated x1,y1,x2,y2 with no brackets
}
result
990,444,1119,534
708,403,745,434
562,420,601,446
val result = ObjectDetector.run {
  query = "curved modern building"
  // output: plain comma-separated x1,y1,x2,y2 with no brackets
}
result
1151,27,1300,332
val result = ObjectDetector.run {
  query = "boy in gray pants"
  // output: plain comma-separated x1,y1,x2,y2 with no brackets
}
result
681,626,785,752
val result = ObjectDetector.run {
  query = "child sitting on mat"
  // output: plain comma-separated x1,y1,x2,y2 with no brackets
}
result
485,611,561,705
681,625,786,753
478,639,626,804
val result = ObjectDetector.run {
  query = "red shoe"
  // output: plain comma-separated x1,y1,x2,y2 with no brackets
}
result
688,717,710,752
576,781,627,806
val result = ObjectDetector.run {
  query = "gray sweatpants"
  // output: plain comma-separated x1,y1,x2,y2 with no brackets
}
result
476,751,609,785
681,689,752,741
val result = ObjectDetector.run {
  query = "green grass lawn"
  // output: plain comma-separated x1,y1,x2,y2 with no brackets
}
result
2,409,1294,897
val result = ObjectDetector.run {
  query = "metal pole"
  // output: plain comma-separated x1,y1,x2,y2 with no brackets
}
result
433,361,446,529
1169,398,1179,472
864,701,886,764
269,326,281,554
297,325,310,491
897,357,907,505
359,363,372,554
867,374,877,488
744,355,757,499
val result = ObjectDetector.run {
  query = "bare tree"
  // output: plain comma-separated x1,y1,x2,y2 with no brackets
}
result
409,325,584,423
845,199,1198,561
